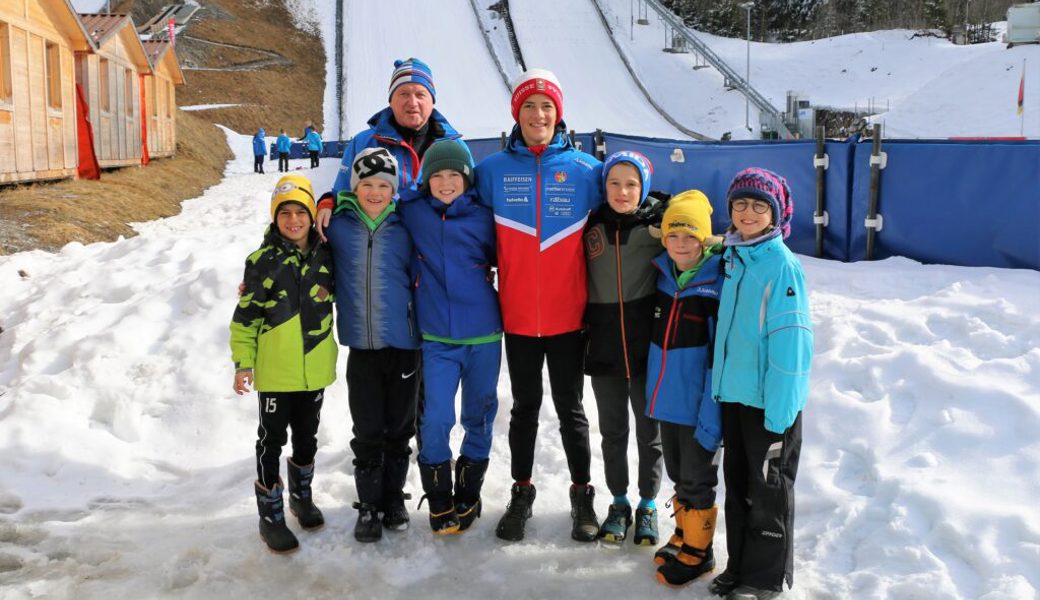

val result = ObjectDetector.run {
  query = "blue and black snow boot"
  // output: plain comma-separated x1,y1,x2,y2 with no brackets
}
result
418,461,460,535
633,505,659,546
597,502,633,543
287,458,324,530
255,480,299,554
454,457,489,531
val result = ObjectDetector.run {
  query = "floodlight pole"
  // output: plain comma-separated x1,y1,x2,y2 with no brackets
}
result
739,2,754,132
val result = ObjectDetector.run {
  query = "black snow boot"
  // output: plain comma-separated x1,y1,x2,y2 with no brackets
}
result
454,457,489,531
286,458,324,530
709,570,740,596
418,461,460,535
381,456,411,531
569,484,600,543
254,480,299,553
353,464,383,543
496,482,536,542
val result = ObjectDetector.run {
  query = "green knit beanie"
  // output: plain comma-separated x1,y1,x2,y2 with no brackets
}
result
419,139,474,188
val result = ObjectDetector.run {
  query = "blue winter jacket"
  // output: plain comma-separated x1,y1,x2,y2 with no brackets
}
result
332,107,461,196
252,129,266,156
397,188,502,343
276,134,291,153
305,130,323,153
324,194,419,350
645,251,724,452
711,233,813,434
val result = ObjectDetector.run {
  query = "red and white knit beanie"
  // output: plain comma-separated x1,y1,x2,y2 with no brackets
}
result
510,69,564,124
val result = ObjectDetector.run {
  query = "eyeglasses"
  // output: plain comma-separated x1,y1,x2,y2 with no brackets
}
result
731,199,771,214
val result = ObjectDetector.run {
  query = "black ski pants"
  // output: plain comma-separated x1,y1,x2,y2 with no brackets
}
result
659,420,718,509
278,151,289,172
255,389,325,489
253,155,265,173
346,347,420,468
309,150,320,168
504,331,591,484
591,374,662,500
722,403,802,592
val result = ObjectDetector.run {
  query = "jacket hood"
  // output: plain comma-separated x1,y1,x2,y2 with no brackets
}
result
366,106,458,143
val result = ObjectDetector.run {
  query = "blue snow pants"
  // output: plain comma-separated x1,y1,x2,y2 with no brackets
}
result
417,340,501,465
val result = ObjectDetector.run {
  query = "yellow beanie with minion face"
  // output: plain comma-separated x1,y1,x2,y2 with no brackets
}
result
661,189,714,245
270,174,317,222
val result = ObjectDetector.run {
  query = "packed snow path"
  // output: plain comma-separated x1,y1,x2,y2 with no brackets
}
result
0,133,1037,599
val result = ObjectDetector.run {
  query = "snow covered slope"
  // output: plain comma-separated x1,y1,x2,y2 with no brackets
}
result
0,131,1036,599
341,0,512,139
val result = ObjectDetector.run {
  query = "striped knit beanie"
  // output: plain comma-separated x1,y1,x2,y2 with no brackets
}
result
388,58,436,102
726,167,794,239
510,68,563,124
603,151,653,205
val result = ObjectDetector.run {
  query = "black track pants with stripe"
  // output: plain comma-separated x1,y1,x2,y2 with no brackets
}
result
256,389,325,488
721,403,802,592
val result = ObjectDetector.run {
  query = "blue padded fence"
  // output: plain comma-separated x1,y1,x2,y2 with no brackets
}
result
280,132,1039,270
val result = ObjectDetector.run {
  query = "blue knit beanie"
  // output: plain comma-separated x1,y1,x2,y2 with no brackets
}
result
603,151,653,205
726,167,794,239
388,58,436,103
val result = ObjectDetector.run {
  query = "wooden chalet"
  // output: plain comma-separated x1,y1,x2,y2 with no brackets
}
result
141,39,183,159
76,13,151,168
0,0,95,184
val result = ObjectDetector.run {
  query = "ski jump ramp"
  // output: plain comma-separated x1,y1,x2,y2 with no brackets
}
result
342,0,513,139
508,0,691,139
341,0,690,141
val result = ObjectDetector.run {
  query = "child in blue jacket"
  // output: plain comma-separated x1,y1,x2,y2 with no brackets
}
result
644,190,725,588
252,128,266,174
398,139,502,536
323,147,422,544
709,167,813,600
276,129,291,172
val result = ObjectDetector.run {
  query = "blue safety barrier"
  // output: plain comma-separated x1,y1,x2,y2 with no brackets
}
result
298,130,1039,270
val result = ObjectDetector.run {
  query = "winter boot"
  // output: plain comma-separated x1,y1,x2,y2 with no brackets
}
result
633,504,659,546
654,497,684,565
656,504,718,587
418,461,460,535
353,464,383,543
254,480,299,554
286,458,324,530
381,456,411,531
709,570,741,597
454,457,489,531
569,484,600,543
495,482,536,542
597,502,633,543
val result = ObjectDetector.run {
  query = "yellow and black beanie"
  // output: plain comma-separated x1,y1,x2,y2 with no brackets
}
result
270,174,317,222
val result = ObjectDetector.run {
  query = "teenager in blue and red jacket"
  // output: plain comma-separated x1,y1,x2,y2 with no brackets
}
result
398,139,502,537
475,68,603,544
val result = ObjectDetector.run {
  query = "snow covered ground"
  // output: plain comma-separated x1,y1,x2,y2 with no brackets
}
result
4,3,1039,600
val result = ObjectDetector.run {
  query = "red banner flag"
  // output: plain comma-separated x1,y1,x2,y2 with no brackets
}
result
168,19,176,47
1019,61,1025,116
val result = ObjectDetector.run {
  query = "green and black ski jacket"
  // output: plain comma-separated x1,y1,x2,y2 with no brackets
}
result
229,226,337,392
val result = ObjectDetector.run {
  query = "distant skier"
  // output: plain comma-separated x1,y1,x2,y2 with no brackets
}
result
475,68,603,543
252,128,266,174
230,174,336,554
304,126,323,169
709,168,813,600
276,129,291,172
